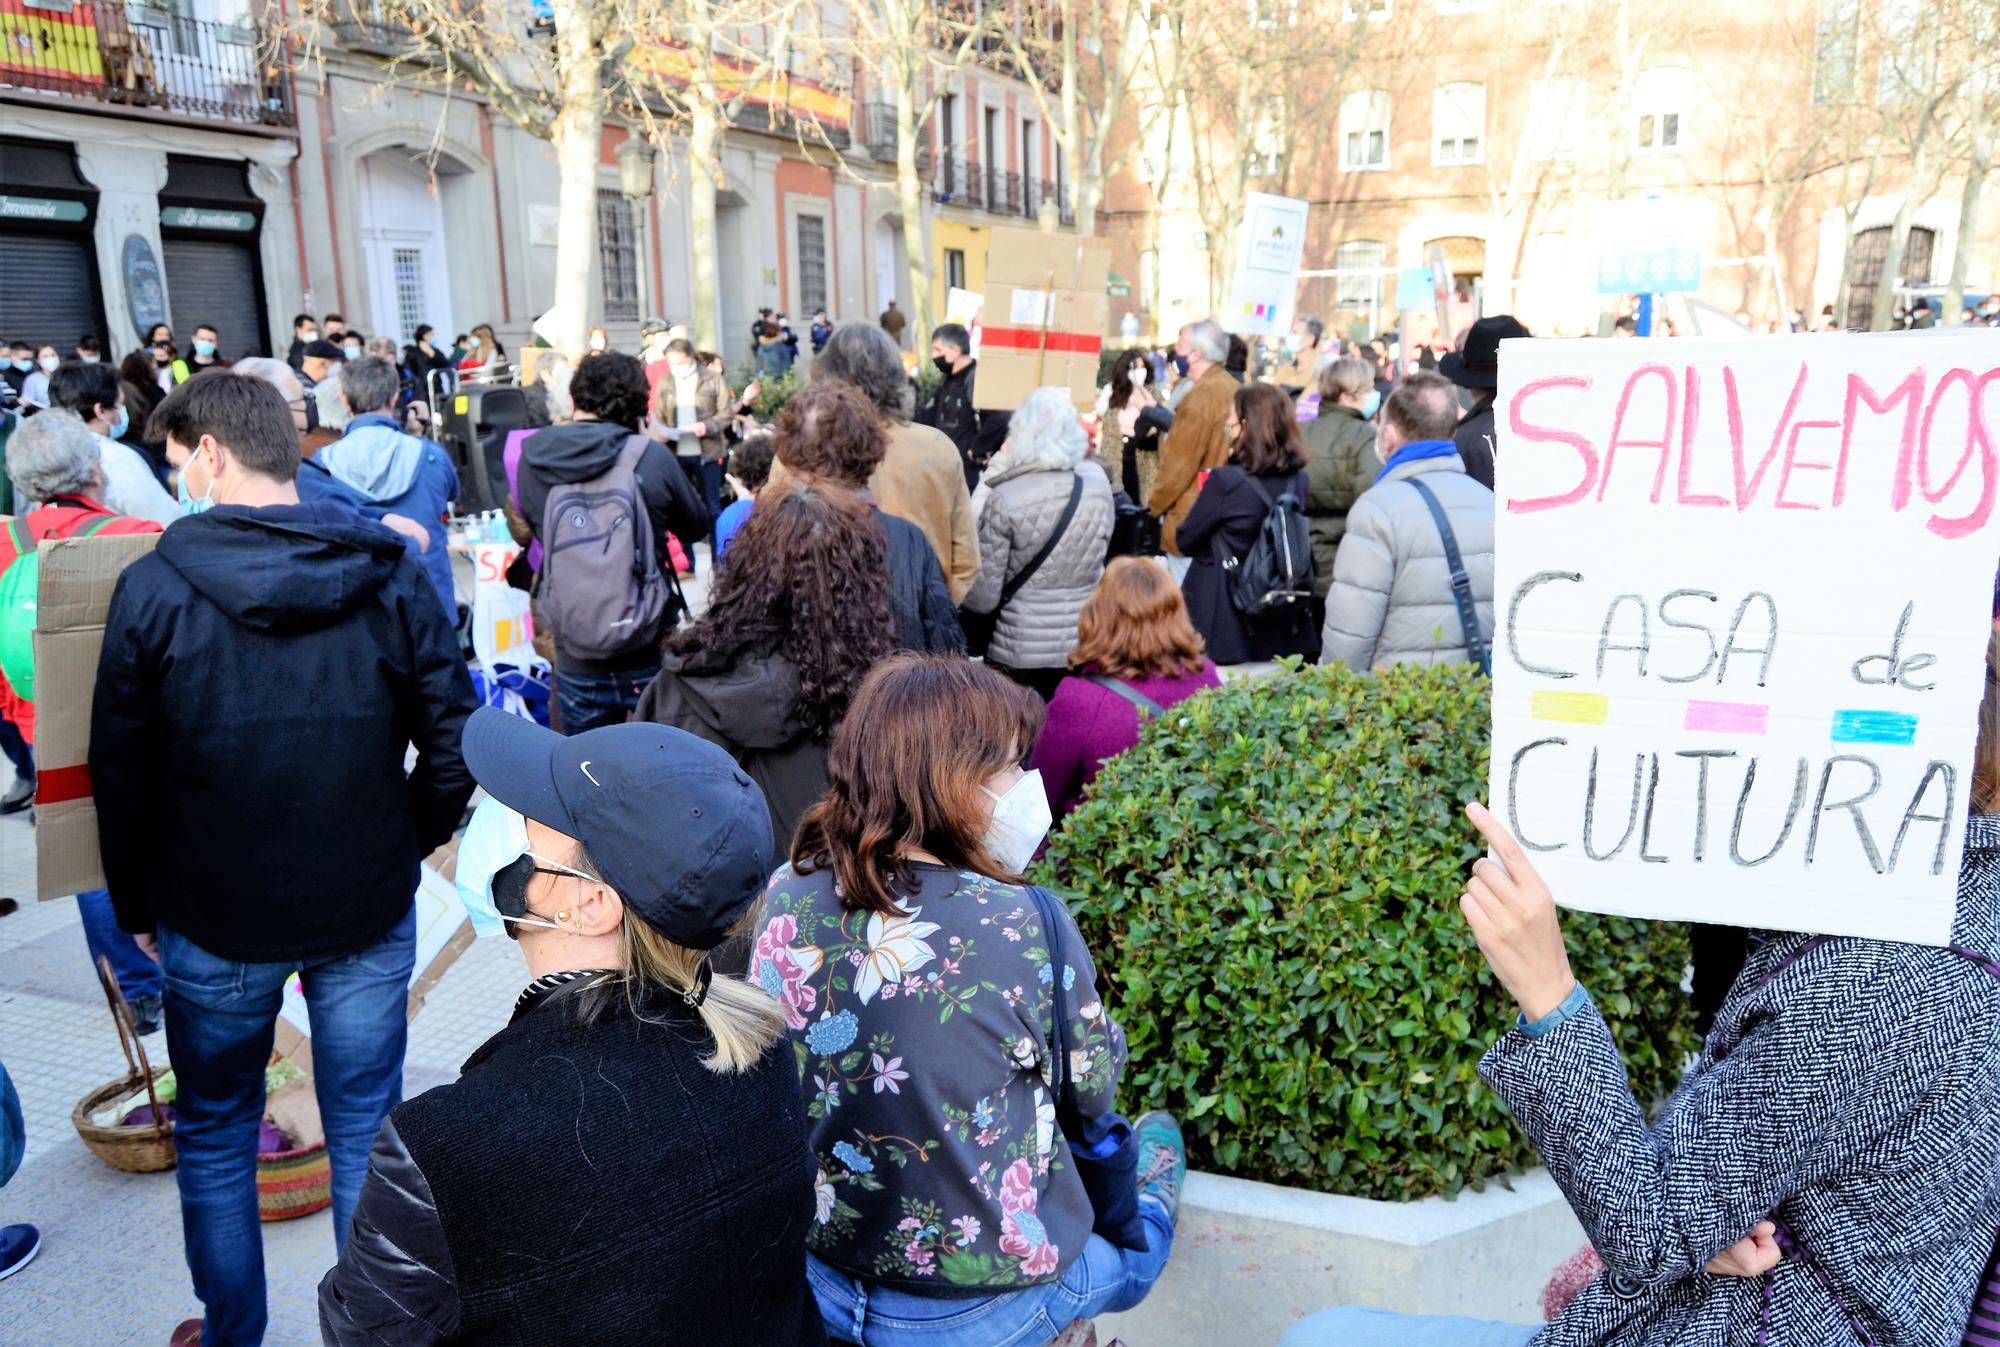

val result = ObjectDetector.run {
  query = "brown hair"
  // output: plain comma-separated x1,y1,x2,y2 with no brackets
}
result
1976,628,2000,813
771,379,888,489
1230,382,1308,475
792,654,1046,915
1069,557,1207,680
1382,369,1461,442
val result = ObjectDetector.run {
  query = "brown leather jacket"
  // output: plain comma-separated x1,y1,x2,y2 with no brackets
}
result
1148,365,1236,555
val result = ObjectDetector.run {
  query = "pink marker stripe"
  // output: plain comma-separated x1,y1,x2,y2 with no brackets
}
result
1684,700,1770,735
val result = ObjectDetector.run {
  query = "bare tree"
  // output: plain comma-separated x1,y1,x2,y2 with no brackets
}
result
1865,0,1963,331
1942,0,1998,318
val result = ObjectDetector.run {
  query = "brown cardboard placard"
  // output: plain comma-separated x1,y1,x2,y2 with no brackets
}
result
977,226,1115,414
33,532,161,901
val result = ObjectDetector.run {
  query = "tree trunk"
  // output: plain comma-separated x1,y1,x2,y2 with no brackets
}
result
895,91,930,341
1946,108,1990,321
687,103,724,355
545,0,601,357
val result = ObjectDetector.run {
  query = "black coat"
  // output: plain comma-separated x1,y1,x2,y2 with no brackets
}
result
1175,465,1319,666
880,508,965,654
92,502,476,963
319,980,826,1347
518,419,710,673
916,361,1010,489
1455,394,1497,490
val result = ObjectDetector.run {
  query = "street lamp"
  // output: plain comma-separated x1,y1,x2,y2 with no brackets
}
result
617,136,657,322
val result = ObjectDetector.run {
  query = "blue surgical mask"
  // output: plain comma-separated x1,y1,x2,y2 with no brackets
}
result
1360,390,1382,419
343,344,362,361
79,354,99,364
194,339,216,358
109,405,129,439
176,445,215,516
455,797,594,938
10,358,29,373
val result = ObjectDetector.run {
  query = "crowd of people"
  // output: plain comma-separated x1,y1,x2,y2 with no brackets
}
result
0,285,1994,1347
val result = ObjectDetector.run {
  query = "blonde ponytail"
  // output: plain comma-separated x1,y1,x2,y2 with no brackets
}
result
620,911,785,1074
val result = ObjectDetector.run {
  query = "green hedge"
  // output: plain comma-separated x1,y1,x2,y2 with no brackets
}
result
1038,661,1694,1202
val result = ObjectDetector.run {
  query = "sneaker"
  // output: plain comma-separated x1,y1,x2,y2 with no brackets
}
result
0,1223,40,1280
1132,1110,1187,1226
130,994,164,1037
0,776,31,815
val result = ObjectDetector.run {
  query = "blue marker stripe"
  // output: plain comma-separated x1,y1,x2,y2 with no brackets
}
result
1830,710,1919,745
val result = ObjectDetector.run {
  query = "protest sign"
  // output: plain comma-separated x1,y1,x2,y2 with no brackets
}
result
1490,332,2000,946
1224,192,1308,338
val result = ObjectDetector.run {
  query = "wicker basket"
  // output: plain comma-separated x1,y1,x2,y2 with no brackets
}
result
72,955,177,1173
257,1141,332,1221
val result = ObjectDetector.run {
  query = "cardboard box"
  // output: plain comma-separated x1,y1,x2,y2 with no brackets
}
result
33,532,161,901
976,226,1114,414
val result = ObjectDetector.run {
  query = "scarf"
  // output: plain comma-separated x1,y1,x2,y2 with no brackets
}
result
1374,438,1458,484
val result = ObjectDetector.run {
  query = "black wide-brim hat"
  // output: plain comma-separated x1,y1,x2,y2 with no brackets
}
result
1438,315,1532,390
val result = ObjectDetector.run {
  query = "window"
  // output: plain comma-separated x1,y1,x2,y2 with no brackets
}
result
1812,0,1858,105
1526,76,1587,160
1335,239,1385,306
1433,82,1483,164
392,248,425,344
945,248,967,292
1843,225,1936,329
940,93,958,150
595,189,638,322
796,213,827,315
1875,0,1929,106
1633,67,1689,153
1340,89,1390,171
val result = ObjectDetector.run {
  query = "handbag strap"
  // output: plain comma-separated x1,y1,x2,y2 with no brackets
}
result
1088,674,1164,719
1025,884,1073,1105
1406,476,1490,675
1000,474,1086,612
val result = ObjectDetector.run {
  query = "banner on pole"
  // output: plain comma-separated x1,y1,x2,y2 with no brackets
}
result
1224,193,1309,338
1490,332,2000,945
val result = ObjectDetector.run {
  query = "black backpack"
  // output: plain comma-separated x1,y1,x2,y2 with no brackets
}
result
1220,473,1316,624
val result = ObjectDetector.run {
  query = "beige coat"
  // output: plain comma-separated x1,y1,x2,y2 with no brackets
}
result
1148,365,1236,555
871,421,980,602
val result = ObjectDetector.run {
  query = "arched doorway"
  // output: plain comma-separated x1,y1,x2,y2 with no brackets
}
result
1844,225,1936,329
356,151,454,348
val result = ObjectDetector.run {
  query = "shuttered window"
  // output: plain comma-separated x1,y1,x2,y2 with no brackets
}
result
0,232,97,351
162,236,265,358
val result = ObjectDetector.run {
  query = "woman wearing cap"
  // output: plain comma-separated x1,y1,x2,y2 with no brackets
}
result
319,709,825,1346
755,653,1186,1345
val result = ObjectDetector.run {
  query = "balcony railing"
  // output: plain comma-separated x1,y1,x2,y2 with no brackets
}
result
859,102,931,172
934,155,986,209
0,0,293,128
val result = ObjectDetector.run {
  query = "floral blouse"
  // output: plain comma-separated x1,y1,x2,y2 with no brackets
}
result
752,860,1128,1295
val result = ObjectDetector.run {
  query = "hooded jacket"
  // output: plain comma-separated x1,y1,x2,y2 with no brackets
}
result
90,502,477,963
635,645,827,871
300,414,462,619
518,419,709,672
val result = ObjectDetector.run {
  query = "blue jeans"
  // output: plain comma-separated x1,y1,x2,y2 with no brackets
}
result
807,1196,1174,1346
554,663,659,735
78,888,163,1005
0,714,31,786
1280,1307,1540,1347
159,908,415,1346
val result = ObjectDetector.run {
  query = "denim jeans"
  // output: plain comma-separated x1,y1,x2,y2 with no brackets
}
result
78,888,163,1005
554,663,659,735
1279,1306,1540,1347
0,715,31,787
808,1196,1174,1346
159,907,415,1346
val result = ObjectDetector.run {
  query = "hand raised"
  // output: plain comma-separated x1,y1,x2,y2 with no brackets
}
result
1460,802,1576,1024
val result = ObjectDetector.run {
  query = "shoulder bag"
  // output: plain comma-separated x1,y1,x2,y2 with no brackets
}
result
1406,476,1491,675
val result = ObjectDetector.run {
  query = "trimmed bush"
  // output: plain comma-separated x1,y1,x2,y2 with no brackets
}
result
1038,661,1695,1202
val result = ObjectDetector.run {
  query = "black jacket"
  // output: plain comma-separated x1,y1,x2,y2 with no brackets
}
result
1455,394,1497,490
517,419,709,673
916,361,1010,490
91,502,476,963
1176,465,1320,666
319,980,826,1347
880,508,964,654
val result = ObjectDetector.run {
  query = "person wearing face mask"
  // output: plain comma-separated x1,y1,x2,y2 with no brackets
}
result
1438,315,1529,491
650,337,730,525
2,340,34,406
1096,345,1168,504
91,371,476,1347
1271,315,1329,396
173,323,226,381
285,313,318,371
47,360,179,526
1300,356,1384,625
915,321,1010,490
319,710,824,1346
17,344,60,411
757,653,1185,1346
148,333,180,395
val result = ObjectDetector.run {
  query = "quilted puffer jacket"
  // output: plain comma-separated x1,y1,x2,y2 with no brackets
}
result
962,457,1115,670
1318,449,1494,671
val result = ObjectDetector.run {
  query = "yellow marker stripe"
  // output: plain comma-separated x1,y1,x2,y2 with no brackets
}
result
1531,691,1610,725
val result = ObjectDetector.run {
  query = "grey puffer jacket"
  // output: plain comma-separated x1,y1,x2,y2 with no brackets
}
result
963,457,1115,669
1319,450,1493,671
1486,815,2000,1347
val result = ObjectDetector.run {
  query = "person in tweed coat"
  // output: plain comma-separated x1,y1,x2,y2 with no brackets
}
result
1284,715,2000,1343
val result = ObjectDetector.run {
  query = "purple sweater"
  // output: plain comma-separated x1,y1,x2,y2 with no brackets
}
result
1031,661,1222,822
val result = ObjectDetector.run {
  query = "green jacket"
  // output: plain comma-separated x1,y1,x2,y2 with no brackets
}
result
1301,405,1382,599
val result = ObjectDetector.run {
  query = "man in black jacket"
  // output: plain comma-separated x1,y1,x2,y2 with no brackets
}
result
1437,314,1529,491
916,321,1010,490
90,373,476,1347
517,351,709,733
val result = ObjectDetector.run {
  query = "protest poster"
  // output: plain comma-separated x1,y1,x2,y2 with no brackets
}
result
1490,331,2000,946
1223,192,1308,338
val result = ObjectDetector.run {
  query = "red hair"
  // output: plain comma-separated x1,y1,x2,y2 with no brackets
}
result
1068,557,1207,681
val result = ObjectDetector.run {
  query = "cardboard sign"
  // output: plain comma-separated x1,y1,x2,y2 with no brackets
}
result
1491,332,2000,946
975,226,1112,414
33,532,161,900
1224,192,1309,338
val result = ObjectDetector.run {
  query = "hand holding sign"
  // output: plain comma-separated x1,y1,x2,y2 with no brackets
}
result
1460,801,1577,1023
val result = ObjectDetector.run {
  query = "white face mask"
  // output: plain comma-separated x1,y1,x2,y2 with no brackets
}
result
983,771,1052,873
36,354,58,374
1126,365,1147,388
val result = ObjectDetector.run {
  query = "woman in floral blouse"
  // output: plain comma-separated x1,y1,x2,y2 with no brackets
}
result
752,653,1186,1346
